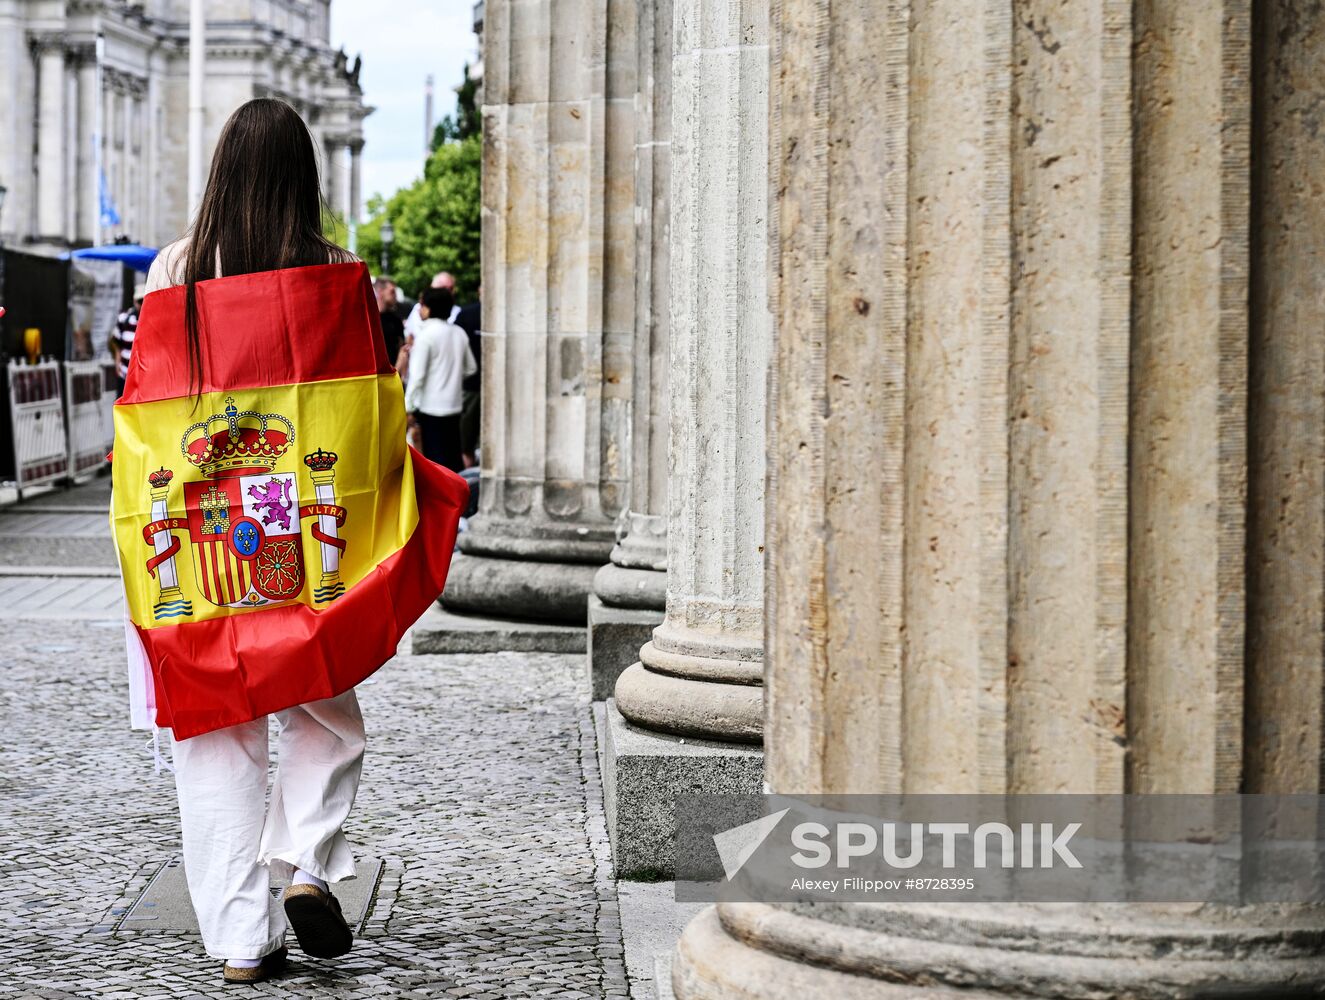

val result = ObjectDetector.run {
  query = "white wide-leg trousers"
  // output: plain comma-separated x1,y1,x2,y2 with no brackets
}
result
170,689,365,960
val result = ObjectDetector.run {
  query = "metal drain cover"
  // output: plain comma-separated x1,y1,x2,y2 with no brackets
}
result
120,856,384,933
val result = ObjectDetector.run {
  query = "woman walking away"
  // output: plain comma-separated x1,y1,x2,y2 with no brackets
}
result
110,98,468,984
403,286,476,472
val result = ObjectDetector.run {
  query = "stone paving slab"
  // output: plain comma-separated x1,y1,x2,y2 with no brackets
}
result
119,857,385,934
616,882,702,1000
9,478,112,509
0,565,119,577
1,618,630,998
0,575,124,618
0,535,119,567
0,479,117,566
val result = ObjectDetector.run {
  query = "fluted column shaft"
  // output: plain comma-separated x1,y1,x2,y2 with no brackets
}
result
586,0,673,695
35,41,66,242
613,0,769,742
76,52,99,244
625,0,671,557
118,90,133,237
348,142,363,224
62,64,77,242
444,0,637,623
1246,0,1325,796
323,137,344,222
674,0,1325,996
592,0,673,608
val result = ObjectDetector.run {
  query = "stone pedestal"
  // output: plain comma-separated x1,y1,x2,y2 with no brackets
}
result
442,0,637,624
603,700,762,880
589,514,666,698
588,595,662,700
604,0,770,877
673,0,1325,996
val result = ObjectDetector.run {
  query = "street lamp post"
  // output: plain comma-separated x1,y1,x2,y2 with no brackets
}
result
380,220,394,277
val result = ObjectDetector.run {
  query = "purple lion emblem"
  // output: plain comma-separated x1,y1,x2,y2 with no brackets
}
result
248,477,294,532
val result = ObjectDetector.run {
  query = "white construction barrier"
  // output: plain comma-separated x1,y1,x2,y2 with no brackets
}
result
7,358,68,496
65,359,111,482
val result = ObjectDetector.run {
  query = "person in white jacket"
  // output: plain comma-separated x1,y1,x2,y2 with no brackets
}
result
403,286,476,471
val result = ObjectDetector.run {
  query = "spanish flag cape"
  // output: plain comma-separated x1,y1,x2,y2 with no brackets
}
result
111,262,467,739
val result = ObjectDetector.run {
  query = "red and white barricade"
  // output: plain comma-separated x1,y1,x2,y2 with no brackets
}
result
6,358,68,496
65,359,111,482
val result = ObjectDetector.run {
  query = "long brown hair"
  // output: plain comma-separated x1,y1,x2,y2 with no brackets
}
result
183,98,347,392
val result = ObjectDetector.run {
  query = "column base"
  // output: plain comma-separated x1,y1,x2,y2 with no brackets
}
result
603,699,763,880
616,659,762,743
593,561,667,610
588,595,663,700
673,901,1325,999
440,551,601,624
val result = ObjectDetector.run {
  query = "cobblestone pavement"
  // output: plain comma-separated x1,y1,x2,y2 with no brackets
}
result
1,483,631,998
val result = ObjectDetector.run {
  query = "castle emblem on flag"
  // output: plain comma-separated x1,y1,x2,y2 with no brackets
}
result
140,397,350,614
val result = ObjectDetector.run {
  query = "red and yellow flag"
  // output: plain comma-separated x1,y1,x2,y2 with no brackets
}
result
111,262,468,739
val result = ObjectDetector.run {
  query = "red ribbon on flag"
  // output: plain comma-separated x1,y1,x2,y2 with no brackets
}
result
299,503,348,552
142,518,188,577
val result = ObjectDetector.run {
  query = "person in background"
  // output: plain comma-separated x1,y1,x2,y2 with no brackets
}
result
403,270,460,341
373,277,404,363
403,287,475,472
453,287,481,467
395,326,421,451
110,289,144,395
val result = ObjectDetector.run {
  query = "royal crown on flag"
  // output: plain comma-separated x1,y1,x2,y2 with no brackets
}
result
181,397,295,478
148,467,174,489
303,447,339,472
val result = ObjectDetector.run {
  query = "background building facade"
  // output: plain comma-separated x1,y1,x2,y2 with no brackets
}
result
0,0,369,254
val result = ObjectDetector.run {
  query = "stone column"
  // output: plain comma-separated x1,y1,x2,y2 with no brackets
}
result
1246,0,1325,797
323,136,344,220
673,0,1325,996
441,0,636,624
75,47,99,245
34,38,66,243
586,0,672,699
119,89,133,237
63,63,78,243
348,141,363,224
603,0,768,878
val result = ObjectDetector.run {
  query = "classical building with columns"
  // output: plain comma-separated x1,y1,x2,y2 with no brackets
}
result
465,0,1325,994
0,0,369,255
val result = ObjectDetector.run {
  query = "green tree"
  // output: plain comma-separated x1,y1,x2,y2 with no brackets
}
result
357,134,481,299
432,66,480,147
354,64,482,299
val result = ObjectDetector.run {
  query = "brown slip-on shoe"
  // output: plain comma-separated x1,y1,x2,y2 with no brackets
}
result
222,946,287,984
283,883,354,959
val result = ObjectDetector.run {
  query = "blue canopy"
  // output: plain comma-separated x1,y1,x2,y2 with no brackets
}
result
64,243,159,274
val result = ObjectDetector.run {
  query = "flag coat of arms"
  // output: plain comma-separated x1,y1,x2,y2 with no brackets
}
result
111,262,469,739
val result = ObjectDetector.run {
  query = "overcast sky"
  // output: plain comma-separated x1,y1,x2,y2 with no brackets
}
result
330,1,479,213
